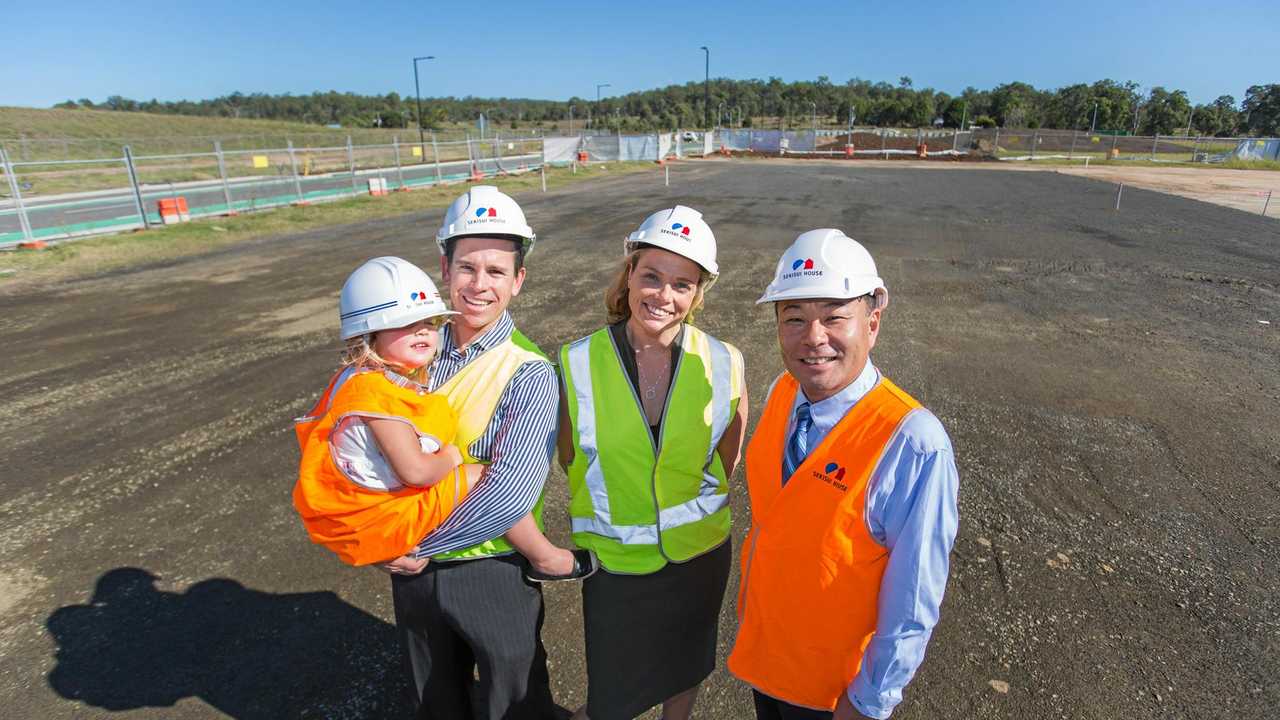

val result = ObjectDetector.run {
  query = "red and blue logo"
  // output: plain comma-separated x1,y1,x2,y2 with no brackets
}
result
671,222,691,236
475,207,497,218
823,461,847,480
410,289,431,301
792,258,815,271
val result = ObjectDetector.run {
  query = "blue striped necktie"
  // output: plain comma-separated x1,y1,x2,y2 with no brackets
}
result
782,402,812,485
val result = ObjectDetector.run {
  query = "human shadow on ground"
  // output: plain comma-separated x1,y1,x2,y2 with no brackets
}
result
46,567,412,719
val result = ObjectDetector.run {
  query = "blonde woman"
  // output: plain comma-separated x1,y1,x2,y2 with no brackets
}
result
558,207,748,720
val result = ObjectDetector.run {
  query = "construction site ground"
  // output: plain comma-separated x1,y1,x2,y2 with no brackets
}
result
1,160,1277,719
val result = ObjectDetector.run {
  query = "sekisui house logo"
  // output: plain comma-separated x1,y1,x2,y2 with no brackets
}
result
465,206,499,228
813,460,849,491
659,221,693,241
782,256,823,281
409,289,432,302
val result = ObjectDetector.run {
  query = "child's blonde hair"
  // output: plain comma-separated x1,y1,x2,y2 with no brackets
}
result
340,332,431,385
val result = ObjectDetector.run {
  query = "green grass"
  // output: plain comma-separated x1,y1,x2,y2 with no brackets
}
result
0,106,488,161
1,162,655,284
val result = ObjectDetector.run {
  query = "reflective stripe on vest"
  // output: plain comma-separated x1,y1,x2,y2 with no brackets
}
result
430,331,549,561
727,371,922,710
562,324,742,574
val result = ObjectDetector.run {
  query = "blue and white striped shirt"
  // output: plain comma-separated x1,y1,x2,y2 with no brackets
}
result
411,311,559,558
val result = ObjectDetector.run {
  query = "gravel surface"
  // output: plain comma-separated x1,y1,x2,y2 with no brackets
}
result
2,161,1277,719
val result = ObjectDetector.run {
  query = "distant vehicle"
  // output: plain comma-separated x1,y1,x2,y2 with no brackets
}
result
681,131,698,142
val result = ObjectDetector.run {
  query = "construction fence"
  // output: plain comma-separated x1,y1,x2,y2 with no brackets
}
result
1,130,729,246
0,134,543,246
6,127,1278,245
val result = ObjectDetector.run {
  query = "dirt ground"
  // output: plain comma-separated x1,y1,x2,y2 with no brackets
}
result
2,161,1278,719
1050,164,1280,216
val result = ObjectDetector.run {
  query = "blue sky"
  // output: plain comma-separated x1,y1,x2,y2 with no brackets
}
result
4,0,1277,108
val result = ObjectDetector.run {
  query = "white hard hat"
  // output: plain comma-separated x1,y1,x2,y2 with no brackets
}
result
435,185,536,256
755,229,887,305
624,205,719,281
339,256,457,340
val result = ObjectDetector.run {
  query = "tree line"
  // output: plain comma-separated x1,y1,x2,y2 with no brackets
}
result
54,79,1280,137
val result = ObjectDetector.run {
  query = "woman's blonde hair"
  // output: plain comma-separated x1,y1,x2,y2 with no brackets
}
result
340,331,432,385
605,247,711,325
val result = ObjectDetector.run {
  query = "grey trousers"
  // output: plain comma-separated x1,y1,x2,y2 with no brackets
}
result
391,554,560,720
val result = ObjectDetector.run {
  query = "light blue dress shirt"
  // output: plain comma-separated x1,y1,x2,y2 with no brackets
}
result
783,358,960,719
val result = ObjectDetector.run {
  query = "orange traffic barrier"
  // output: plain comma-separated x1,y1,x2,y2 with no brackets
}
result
577,151,589,163
469,165,485,182
18,240,48,250
916,143,928,159
157,197,190,225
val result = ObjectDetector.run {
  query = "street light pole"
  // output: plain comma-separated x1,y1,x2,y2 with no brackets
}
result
700,46,710,129
568,105,575,135
596,83,611,132
412,55,434,150
717,102,725,128
810,101,817,135
1090,101,1098,133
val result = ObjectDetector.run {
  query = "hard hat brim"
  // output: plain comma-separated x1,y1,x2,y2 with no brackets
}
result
755,281,886,305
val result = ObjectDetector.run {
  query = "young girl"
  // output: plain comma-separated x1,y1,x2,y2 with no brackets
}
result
293,256,592,580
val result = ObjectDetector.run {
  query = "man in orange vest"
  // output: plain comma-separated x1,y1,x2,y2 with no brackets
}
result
729,229,960,719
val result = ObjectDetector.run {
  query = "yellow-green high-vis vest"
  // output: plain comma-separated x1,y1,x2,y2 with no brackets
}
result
560,324,744,574
432,329,549,561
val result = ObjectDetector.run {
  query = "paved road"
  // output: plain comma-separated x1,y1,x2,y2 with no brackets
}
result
1,161,1277,718
0,154,540,245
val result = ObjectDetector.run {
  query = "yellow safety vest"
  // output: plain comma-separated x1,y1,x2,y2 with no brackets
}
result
560,324,744,574
431,329,549,561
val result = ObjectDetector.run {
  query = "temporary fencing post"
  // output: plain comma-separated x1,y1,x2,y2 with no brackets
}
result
431,132,443,184
1263,190,1272,217
1115,182,1124,210
214,141,233,213
1111,134,1119,155
541,163,546,193
1151,134,1158,161
1069,131,1077,159
347,136,358,196
123,145,150,230
1031,130,1038,159
393,136,406,190
287,140,304,201
881,129,887,159
665,164,670,187
0,147,35,242
993,128,1000,158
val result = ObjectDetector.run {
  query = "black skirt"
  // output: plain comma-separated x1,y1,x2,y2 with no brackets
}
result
581,540,732,720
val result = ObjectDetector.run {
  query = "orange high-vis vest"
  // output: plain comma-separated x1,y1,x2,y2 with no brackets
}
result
728,371,921,710
292,368,466,566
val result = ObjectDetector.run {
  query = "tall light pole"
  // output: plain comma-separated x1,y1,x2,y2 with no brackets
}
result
1090,101,1099,133
568,105,575,135
412,55,434,150
596,83,611,129
717,102,725,127
810,101,817,134
700,46,710,129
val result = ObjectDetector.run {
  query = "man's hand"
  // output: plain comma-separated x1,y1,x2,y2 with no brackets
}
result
377,554,428,576
834,690,861,720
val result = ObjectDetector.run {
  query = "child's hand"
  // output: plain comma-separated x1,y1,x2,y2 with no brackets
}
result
439,444,464,468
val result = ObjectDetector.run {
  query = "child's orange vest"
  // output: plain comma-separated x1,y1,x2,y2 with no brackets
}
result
292,369,464,566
